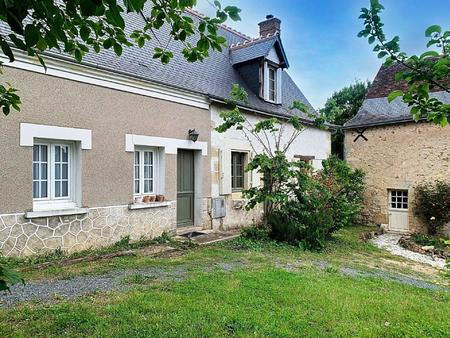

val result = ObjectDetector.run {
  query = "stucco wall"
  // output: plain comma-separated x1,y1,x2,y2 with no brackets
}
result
344,122,450,233
210,103,331,229
0,67,211,214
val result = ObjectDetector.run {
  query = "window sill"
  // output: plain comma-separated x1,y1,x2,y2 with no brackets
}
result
128,201,172,210
25,208,89,219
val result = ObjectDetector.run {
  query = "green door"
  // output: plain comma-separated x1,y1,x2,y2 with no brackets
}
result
177,149,194,227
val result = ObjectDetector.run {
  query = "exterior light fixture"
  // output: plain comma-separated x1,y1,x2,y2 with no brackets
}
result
188,129,199,142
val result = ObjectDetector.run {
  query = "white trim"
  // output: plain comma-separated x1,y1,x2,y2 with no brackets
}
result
25,208,88,219
276,68,283,104
263,61,270,101
128,201,171,210
126,134,208,156
2,53,209,110
21,123,92,149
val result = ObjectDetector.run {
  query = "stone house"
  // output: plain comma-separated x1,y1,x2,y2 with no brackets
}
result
0,12,330,257
343,63,450,234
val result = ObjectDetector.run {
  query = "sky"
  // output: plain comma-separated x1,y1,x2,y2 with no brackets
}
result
195,0,450,109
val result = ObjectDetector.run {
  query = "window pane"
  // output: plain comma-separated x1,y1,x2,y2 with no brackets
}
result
62,181,68,197
41,146,47,162
33,181,39,198
55,146,60,162
144,166,150,178
134,180,140,194
134,151,140,165
55,164,61,179
41,164,47,179
33,145,39,161
144,180,150,193
33,163,39,180
62,146,68,162
62,164,68,179
134,166,139,179
55,181,61,197
41,181,47,198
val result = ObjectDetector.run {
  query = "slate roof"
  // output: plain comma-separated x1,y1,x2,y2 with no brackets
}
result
230,34,289,68
344,63,450,128
0,8,315,123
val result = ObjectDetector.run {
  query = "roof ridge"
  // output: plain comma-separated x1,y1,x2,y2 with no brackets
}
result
229,32,278,50
185,8,252,41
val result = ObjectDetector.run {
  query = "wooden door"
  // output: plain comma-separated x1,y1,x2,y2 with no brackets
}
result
177,150,194,227
388,190,409,232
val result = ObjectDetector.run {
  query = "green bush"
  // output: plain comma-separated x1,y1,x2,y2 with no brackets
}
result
269,156,365,250
241,225,270,242
410,233,449,249
414,180,450,235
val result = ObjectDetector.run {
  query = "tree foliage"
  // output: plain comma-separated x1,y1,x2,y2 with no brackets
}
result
320,80,371,158
358,0,450,126
215,84,318,220
0,0,241,115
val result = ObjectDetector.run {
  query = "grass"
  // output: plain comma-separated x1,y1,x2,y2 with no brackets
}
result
0,226,449,337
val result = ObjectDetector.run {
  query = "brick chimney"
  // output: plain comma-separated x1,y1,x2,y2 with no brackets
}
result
258,15,281,37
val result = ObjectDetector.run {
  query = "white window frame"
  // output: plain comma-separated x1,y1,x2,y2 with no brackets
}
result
134,147,160,196
389,190,409,210
262,61,282,104
32,140,77,211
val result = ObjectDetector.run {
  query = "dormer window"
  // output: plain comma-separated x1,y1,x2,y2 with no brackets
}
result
268,66,276,102
262,61,282,104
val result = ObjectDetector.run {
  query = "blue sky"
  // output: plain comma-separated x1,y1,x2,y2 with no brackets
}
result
196,0,450,108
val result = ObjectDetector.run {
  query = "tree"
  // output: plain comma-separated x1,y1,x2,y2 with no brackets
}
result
320,80,370,158
215,85,314,221
0,0,241,116
358,0,450,127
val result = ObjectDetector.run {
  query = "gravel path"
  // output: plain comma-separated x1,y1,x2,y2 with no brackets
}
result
0,261,243,307
275,260,443,290
372,234,446,269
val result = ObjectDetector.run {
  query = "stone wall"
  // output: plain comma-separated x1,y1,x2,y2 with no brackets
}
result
344,122,450,234
0,203,176,257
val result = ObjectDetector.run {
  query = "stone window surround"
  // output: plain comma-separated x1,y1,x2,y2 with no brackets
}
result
20,123,91,217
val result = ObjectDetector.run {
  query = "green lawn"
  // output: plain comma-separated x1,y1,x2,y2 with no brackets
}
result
1,227,449,337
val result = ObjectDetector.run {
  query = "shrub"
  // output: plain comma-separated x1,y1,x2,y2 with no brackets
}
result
241,225,270,242
268,157,365,250
414,180,450,235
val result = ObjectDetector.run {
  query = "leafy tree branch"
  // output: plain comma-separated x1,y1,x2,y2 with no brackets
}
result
358,0,450,126
0,0,241,116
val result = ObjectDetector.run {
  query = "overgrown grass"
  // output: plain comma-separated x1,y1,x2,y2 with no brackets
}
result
0,226,449,337
0,263,448,337
1,232,176,269
410,233,450,250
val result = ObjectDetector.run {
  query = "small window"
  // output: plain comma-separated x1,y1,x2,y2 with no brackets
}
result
268,66,276,102
134,149,156,195
231,152,246,191
32,141,75,209
294,155,315,165
389,190,408,210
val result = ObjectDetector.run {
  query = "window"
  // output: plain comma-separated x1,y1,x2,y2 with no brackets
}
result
231,152,246,191
268,66,276,102
390,190,408,210
134,149,155,195
32,142,74,207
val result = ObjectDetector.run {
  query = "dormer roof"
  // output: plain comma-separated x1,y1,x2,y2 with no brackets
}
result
230,33,289,68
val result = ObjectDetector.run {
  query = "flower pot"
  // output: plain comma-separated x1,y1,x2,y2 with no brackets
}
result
156,195,165,202
149,195,156,202
143,195,151,203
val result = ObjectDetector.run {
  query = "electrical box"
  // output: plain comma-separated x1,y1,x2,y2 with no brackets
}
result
212,197,226,218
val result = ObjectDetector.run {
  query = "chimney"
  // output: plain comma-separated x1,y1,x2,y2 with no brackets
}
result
258,15,281,37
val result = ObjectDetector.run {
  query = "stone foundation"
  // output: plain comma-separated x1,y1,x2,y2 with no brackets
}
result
211,198,263,231
0,203,176,257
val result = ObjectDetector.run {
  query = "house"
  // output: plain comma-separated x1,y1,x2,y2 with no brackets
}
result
343,63,450,234
0,12,330,256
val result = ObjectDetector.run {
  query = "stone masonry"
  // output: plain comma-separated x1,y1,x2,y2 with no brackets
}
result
0,203,176,257
345,122,450,234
